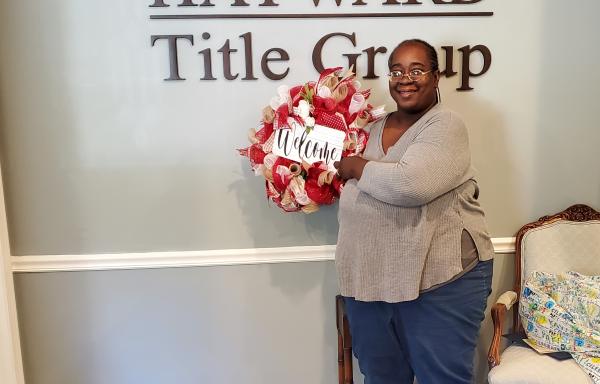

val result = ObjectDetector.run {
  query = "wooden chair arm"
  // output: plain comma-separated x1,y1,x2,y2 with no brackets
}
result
487,291,518,369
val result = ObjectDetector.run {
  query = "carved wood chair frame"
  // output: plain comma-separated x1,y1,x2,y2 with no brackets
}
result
487,204,600,369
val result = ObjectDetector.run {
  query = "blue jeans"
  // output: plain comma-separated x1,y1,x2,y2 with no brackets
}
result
344,259,493,384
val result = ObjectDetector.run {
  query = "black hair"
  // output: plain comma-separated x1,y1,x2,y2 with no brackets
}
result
388,39,439,72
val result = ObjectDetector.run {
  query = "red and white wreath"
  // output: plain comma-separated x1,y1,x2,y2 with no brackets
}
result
238,67,384,213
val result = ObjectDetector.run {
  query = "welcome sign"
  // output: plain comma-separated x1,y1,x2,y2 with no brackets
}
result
272,120,346,171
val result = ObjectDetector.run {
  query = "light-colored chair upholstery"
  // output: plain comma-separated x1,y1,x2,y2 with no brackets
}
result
488,345,593,384
521,220,600,288
487,204,600,384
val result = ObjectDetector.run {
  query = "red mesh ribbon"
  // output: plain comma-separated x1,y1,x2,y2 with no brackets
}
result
237,144,266,167
314,112,347,131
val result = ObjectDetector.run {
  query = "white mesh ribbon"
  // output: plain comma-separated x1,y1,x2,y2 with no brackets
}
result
348,93,366,116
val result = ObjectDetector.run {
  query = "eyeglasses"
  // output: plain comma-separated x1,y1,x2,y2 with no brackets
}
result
387,69,433,82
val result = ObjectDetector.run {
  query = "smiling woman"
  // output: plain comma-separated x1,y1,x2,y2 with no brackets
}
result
387,41,439,116
333,39,495,384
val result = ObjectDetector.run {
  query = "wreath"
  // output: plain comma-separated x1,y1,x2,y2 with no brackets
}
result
238,67,384,213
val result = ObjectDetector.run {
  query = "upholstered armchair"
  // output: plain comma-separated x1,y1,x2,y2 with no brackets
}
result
488,204,600,384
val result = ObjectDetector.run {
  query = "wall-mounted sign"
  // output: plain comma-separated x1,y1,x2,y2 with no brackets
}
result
148,0,493,91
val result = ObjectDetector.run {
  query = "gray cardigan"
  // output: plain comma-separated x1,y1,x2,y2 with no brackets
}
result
335,103,494,302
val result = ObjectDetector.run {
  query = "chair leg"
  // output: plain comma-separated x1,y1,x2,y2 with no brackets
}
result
342,313,353,384
336,295,344,384
338,331,344,384
336,295,354,384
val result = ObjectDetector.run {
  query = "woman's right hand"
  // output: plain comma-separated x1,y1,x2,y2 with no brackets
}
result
334,156,368,181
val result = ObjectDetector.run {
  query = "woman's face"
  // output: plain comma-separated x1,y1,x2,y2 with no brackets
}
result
388,43,440,114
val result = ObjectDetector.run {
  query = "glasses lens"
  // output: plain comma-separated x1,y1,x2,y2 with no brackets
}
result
408,70,424,81
389,71,403,82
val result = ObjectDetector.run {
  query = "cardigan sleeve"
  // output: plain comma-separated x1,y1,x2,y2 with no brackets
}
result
356,112,472,207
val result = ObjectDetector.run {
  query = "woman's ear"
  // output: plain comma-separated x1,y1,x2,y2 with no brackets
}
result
434,71,442,102
433,70,441,87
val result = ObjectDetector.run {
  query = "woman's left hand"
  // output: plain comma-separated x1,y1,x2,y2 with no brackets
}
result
334,156,368,181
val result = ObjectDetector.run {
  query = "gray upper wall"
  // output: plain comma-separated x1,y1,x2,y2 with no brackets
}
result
1,0,599,255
